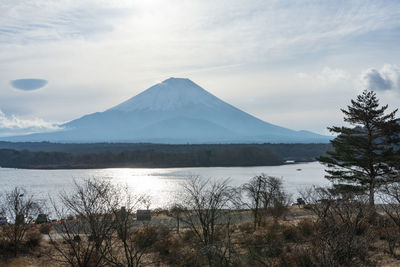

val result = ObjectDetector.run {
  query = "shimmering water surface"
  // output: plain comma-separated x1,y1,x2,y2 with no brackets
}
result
0,162,329,208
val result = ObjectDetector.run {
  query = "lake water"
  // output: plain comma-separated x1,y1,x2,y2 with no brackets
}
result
0,162,330,209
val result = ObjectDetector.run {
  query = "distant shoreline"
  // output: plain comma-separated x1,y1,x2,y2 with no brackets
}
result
0,142,330,170
0,160,315,171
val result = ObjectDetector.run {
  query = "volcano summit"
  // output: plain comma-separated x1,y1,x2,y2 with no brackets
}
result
4,78,330,143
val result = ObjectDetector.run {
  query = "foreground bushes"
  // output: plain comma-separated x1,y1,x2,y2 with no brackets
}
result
0,207,399,266
2,180,400,266
0,226,43,257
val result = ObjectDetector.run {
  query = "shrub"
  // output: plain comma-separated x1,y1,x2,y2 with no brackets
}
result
38,224,51,235
296,220,314,238
243,223,285,265
281,225,299,242
25,229,42,247
285,248,318,267
154,232,184,264
238,222,253,234
311,217,374,266
181,229,197,244
0,230,12,253
0,258,32,267
268,201,289,219
373,215,399,256
133,226,158,250
179,247,201,266
153,227,203,266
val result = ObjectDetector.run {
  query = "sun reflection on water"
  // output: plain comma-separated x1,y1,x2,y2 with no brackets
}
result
0,162,329,209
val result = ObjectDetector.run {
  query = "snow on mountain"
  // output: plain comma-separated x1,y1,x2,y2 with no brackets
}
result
111,78,223,111
2,78,331,143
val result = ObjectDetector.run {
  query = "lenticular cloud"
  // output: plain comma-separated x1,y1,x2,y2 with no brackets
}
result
11,79,48,91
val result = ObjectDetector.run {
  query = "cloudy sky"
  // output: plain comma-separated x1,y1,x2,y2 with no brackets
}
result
1,0,400,136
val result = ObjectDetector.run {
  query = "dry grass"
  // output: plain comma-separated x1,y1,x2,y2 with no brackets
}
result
0,255,57,267
2,207,400,266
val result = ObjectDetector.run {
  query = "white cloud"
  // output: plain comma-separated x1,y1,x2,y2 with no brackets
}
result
319,67,350,83
0,0,131,44
295,72,311,79
0,109,62,137
0,0,400,134
360,64,400,91
296,67,350,84
1,0,400,63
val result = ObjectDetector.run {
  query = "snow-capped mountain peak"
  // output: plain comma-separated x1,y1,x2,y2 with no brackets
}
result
111,77,224,111
1,77,331,144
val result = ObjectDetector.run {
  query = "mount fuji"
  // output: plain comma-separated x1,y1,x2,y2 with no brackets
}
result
3,78,330,143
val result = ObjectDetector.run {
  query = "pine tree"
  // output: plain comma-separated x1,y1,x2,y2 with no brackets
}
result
318,90,400,208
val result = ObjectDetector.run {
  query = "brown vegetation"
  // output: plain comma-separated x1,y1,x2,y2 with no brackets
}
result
1,178,400,266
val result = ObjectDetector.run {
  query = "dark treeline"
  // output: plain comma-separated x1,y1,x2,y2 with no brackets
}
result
0,143,331,169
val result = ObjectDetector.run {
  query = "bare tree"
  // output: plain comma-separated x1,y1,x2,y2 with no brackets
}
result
243,174,290,229
48,179,117,267
103,187,156,267
300,187,374,266
1,187,40,256
167,203,186,234
380,182,400,256
180,177,240,266
48,178,155,267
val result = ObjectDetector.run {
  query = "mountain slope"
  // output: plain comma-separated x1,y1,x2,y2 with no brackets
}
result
2,78,331,143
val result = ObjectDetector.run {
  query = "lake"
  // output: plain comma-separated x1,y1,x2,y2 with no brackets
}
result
0,162,330,209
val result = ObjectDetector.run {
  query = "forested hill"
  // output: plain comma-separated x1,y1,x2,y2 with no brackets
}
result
0,142,331,169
